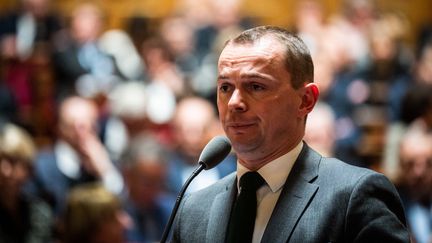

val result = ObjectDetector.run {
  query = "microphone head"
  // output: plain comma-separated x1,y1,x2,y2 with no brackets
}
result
198,135,232,170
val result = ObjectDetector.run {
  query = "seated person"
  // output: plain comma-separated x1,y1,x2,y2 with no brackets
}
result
58,183,127,243
0,122,53,242
120,133,175,242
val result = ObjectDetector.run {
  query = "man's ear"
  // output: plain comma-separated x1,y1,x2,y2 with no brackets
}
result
298,83,319,117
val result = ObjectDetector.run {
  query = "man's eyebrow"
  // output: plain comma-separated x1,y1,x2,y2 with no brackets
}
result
217,74,230,80
240,73,266,79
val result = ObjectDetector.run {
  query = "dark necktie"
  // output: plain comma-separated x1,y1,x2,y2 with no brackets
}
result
226,171,265,243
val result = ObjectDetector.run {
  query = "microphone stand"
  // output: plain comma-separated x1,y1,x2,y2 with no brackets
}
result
160,162,206,243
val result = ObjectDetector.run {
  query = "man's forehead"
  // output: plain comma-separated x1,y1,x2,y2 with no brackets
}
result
218,38,284,68
222,36,284,54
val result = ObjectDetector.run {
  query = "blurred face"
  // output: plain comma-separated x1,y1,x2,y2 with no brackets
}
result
0,156,31,198
58,98,98,148
71,4,103,43
304,105,335,157
173,100,214,158
161,17,194,56
400,141,432,193
217,36,317,169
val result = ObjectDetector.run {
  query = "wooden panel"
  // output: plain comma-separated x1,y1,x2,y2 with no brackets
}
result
375,0,432,44
2,0,431,45
0,0,18,12
240,0,343,27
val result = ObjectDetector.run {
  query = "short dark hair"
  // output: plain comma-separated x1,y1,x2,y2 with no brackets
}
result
225,26,314,89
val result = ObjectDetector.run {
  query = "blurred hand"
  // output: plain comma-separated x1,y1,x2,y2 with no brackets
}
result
74,123,113,178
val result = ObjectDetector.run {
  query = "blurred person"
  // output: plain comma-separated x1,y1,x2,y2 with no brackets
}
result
159,15,199,78
316,31,366,166
363,12,412,122
120,133,175,243
294,0,325,57
327,0,377,68
0,0,61,132
0,0,62,60
304,101,336,157
0,122,53,242
167,96,236,194
395,127,432,243
104,81,148,162
383,82,432,182
334,12,414,169
172,26,408,243
315,15,380,166
193,0,241,61
58,183,127,243
173,0,214,29
99,29,146,81
192,0,254,63
105,81,176,161
52,2,122,99
381,34,432,181
26,96,123,215
141,36,189,98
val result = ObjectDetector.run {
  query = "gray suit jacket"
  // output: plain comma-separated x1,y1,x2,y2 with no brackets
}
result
172,144,410,242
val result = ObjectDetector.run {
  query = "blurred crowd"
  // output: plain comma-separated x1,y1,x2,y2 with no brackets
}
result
0,0,431,242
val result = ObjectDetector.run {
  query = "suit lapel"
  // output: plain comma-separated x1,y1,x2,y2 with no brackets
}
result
262,144,321,242
206,174,237,243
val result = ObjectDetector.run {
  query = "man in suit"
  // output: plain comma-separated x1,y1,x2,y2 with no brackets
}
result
172,26,409,242
26,96,123,215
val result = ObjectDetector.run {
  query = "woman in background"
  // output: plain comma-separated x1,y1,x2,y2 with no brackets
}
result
0,122,53,243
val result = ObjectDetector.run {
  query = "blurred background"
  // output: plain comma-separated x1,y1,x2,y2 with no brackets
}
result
1,0,432,242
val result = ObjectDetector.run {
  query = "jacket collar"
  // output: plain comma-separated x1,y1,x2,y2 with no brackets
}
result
206,173,237,242
261,143,321,242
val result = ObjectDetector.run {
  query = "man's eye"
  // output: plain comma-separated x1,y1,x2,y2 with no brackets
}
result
219,84,231,92
251,84,265,91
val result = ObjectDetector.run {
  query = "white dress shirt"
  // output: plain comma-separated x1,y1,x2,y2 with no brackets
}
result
236,142,303,243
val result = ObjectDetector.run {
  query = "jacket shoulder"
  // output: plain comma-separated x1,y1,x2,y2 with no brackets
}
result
185,172,236,203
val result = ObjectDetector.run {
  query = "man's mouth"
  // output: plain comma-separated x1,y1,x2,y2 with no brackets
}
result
226,122,256,130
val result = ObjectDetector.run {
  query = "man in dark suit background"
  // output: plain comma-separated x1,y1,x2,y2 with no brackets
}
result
172,26,409,242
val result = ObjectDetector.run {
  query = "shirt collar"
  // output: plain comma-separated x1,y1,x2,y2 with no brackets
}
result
237,141,303,193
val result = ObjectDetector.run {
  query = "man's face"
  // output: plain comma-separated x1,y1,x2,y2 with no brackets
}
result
217,37,310,168
58,99,98,148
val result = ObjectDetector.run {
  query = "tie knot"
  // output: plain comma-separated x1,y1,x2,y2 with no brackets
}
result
239,171,265,192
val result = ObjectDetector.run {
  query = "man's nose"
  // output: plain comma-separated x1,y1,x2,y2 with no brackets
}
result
228,89,247,112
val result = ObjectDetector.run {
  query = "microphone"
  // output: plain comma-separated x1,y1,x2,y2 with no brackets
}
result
198,135,232,169
160,135,232,243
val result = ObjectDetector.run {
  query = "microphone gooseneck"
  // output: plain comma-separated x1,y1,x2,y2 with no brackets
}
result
160,136,232,243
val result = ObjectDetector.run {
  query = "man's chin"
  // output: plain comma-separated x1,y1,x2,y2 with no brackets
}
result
229,139,259,154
